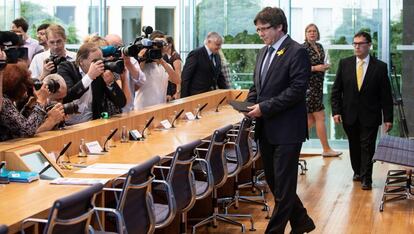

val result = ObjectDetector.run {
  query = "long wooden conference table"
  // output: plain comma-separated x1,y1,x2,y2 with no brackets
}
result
0,90,247,233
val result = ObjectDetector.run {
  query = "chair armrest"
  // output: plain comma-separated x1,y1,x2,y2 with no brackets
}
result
194,158,214,200
21,218,48,234
161,155,174,159
152,180,177,229
94,207,125,234
201,139,211,143
103,187,123,192
226,141,236,145
195,147,208,151
227,134,238,137
154,165,171,170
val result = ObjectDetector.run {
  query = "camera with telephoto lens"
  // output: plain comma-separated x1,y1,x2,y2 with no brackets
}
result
100,26,163,63
0,31,28,70
33,78,61,93
46,101,79,115
103,58,124,74
45,54,67,74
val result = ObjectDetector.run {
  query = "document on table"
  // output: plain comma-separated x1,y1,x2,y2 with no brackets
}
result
51,177,110,185
74,163,136,175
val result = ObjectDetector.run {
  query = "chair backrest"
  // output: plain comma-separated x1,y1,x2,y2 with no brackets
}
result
44,183,103,234
117,156,161,234
235,117,254,168
205,124,233,188
166,140,200,213
0,225,8,234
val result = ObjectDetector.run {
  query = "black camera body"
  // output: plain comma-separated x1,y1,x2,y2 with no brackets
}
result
33,78,61,93
45,54,66,74
103,58,124,74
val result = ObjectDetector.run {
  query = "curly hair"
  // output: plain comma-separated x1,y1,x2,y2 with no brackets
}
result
2,62,33,101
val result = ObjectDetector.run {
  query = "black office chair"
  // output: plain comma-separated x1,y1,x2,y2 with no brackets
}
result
236,130,270,218
154,140,200,234
218,117,256,230
0,225,8,234
192,124,253,233
21,183,104,234
96,156,175,234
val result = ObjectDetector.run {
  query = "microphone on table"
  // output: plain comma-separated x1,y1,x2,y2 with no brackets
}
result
215,97,227,112
195,103,208,119
235,92,243,100
102,128,118,152
141,116,155,139
171,109,184,128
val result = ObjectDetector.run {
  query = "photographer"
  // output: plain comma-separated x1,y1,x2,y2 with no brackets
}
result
133,31,180,110
0,61,64,141
105,33,145,112
57,42,126,125
36,23,50,51
11,18,43,63
29,24,76,80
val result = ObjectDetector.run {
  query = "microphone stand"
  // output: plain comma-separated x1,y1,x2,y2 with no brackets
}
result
102,128,118,152
195,103,208,119
215,97,226,112
171,109,184,128
141,116,154,139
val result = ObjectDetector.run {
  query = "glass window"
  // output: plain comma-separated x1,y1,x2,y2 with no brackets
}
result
122,7,142,44
55,6,75,25
89,6,99,34
155,7,175,36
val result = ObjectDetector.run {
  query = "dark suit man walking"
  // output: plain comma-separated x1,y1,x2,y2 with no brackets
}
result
181,32,229,97
331,31,393,190
246,7,315,234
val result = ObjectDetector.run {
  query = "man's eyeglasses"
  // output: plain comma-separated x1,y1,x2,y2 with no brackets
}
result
352,41,369,47
256,25,273,33
48,39,64,46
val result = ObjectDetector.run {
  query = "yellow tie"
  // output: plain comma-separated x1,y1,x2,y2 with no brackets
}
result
357,60,364,91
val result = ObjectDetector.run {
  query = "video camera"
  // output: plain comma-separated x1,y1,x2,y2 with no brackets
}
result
45,54,67,74
0,31,28,70
101,26,163,63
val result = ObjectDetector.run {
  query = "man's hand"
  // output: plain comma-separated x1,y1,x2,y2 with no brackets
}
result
383,122,393,133
102,70,115,86
246,104,262,118
87,60,104,80
42,60,55,76
333,114,342,124
47,103,65,123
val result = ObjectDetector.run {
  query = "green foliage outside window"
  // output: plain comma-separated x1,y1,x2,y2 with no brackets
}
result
21,1,79,44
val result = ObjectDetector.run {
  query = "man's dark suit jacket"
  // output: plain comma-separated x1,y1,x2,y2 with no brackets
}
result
58,61,126,119
181,46,228,97
331,55,393,127
247,36,310,145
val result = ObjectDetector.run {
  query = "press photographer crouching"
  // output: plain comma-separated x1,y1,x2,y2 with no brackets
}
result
36,74,80,130
0,61,65,141
57,42,126,125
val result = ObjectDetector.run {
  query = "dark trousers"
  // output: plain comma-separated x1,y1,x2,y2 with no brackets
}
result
259,135,310,234
343,121,378,181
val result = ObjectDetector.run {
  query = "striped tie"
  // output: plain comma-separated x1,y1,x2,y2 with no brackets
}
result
357,60,364,91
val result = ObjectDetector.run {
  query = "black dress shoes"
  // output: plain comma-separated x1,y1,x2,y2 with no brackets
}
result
361,179,372,190
353,174,361,181
290,217,316,234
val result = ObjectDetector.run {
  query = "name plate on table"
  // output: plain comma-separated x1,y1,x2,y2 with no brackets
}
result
85,141,103,154
160,119,172,129
129,129,142,140
185,112,196,120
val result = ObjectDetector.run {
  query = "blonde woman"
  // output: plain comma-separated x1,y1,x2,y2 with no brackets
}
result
303,23,341,157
